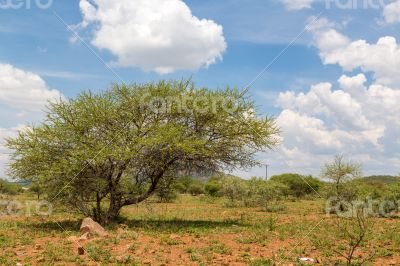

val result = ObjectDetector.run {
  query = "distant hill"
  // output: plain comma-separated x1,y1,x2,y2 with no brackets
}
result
361,175,399,185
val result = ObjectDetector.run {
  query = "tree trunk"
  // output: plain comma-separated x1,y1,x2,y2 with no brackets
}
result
92,193,103,223
103,199,122,225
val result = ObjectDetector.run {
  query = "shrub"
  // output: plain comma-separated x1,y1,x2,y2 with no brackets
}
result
0,179,22,195
221,176,247,203
242,177,288,207
381,182,400,215
270,173,322,198
155,178,178,203
30,182,44,199
174,176,194,194
205,178,222,197
188,180,205,196
219,176,289,208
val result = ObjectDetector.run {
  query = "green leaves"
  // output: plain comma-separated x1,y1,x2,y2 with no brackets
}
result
6,80,279,222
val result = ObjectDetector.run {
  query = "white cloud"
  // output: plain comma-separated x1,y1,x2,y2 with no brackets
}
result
280,0,315,10
0,125,27,178
0,63,63,112
383,0,400,24
0,64,62,179
272,71,400,176
76,0,227,74
277,109,345,151
338,73,367,98
278,82,371,130
307,17,400,86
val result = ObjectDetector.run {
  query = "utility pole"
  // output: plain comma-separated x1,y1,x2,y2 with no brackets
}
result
265,164,269,180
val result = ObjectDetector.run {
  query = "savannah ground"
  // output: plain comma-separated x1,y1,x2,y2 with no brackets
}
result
1,194,399,266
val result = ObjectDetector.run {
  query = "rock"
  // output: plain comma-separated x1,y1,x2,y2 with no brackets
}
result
80,232,91,241
80,217,108,237
14,251,26,257
16,263,23,266
299,257,315,263
78,247,85,255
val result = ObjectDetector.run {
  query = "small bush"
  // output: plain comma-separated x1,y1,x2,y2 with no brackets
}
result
270,173,323,198
155,178,178,203
264,203,287,213
188,181,205,196
0,179,23,195
205,179,222,197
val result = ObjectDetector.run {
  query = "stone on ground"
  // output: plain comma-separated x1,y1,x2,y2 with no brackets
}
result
80,217,108,237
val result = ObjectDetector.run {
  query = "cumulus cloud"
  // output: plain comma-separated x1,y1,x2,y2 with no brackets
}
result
280,0,315,10
0,64,62,179
383,0,400,24
307,17,400,86
76,0,227,74
273,71,400,176
284,17,400,175
0,125,27,178
0,63,63,112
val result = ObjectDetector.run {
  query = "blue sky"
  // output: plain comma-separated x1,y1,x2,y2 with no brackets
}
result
0,0,399,179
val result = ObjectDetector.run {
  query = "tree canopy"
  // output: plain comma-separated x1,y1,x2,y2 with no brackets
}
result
6,80,279,224
269,173,323,198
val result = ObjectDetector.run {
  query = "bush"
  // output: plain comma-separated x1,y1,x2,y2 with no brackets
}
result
381,182,400,215
242,177,287,207
221,176,247,203
155,178,178,203
270,173,323,198
174,176,194,194
30,182,44,199
0,179,22,195
188,181,205,196
205,178,222,197
219,176,289,208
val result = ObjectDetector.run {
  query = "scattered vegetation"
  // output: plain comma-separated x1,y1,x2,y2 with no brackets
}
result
6,80,279,224
0,179,23,196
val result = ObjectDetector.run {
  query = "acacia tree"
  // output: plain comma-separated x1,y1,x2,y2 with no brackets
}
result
322,155,362,199
322,155,362,214
6,80,279,224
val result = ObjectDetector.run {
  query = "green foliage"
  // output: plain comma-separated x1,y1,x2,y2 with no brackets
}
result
243,177,288,207
6,80,279,224
0,179,22,195
218,175,289,209
221,176,248,203
187,180,205,196
269,173,323,198
173,176,194,194
362,175,400,185
30,182,44,199
381,182,400,215
205,177,223,197
333,208,374,265
155,178,178,203
173,175,206,196
350,179,384,200
321,155,362,199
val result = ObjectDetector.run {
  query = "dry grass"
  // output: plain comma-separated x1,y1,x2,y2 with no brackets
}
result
0,194,399,265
